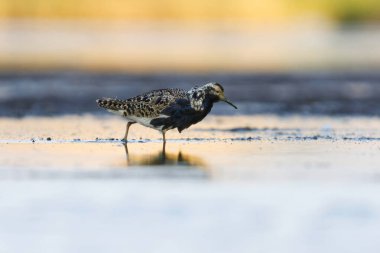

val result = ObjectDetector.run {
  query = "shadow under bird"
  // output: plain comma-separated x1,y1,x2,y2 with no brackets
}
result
96,82,237,142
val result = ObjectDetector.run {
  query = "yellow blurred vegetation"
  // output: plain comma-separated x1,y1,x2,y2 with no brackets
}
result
0,0,379,24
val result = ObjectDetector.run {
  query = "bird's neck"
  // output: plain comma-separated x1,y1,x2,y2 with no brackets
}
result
187,89,216,112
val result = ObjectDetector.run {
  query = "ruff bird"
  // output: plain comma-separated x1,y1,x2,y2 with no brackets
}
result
96,82,237,142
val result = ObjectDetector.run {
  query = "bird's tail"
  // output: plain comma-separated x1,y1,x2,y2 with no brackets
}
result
96,98,126,111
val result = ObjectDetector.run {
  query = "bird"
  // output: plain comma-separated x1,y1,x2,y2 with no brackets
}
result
96,82,237,142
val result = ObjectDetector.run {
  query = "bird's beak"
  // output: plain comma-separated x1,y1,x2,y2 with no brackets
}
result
221,97,238,109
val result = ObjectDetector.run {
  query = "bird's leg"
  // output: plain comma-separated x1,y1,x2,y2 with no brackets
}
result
162,131,167,159
162,131,166,144
122,122,136,142
123,143,130,165
162,138,166,154
124,143,129,155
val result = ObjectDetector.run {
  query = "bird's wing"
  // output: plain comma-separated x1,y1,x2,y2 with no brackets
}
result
125,88,185,103
104,88,187,118
127,88,187,117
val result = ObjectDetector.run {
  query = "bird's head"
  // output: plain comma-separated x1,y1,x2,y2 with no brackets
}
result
203,82,238,109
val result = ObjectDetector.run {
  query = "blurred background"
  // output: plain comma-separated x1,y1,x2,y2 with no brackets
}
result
1,0,380,116
3,3,380,252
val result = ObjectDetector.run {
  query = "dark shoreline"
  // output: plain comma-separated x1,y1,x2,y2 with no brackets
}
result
1,71,380,117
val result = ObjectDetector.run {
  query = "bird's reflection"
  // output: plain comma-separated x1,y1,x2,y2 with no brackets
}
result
123,142,205,168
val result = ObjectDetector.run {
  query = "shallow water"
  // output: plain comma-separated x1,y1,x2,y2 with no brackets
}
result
1,114,380,182
2,115,380,252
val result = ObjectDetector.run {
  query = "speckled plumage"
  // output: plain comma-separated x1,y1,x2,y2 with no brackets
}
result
96,82,237,142
97,88,186,118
